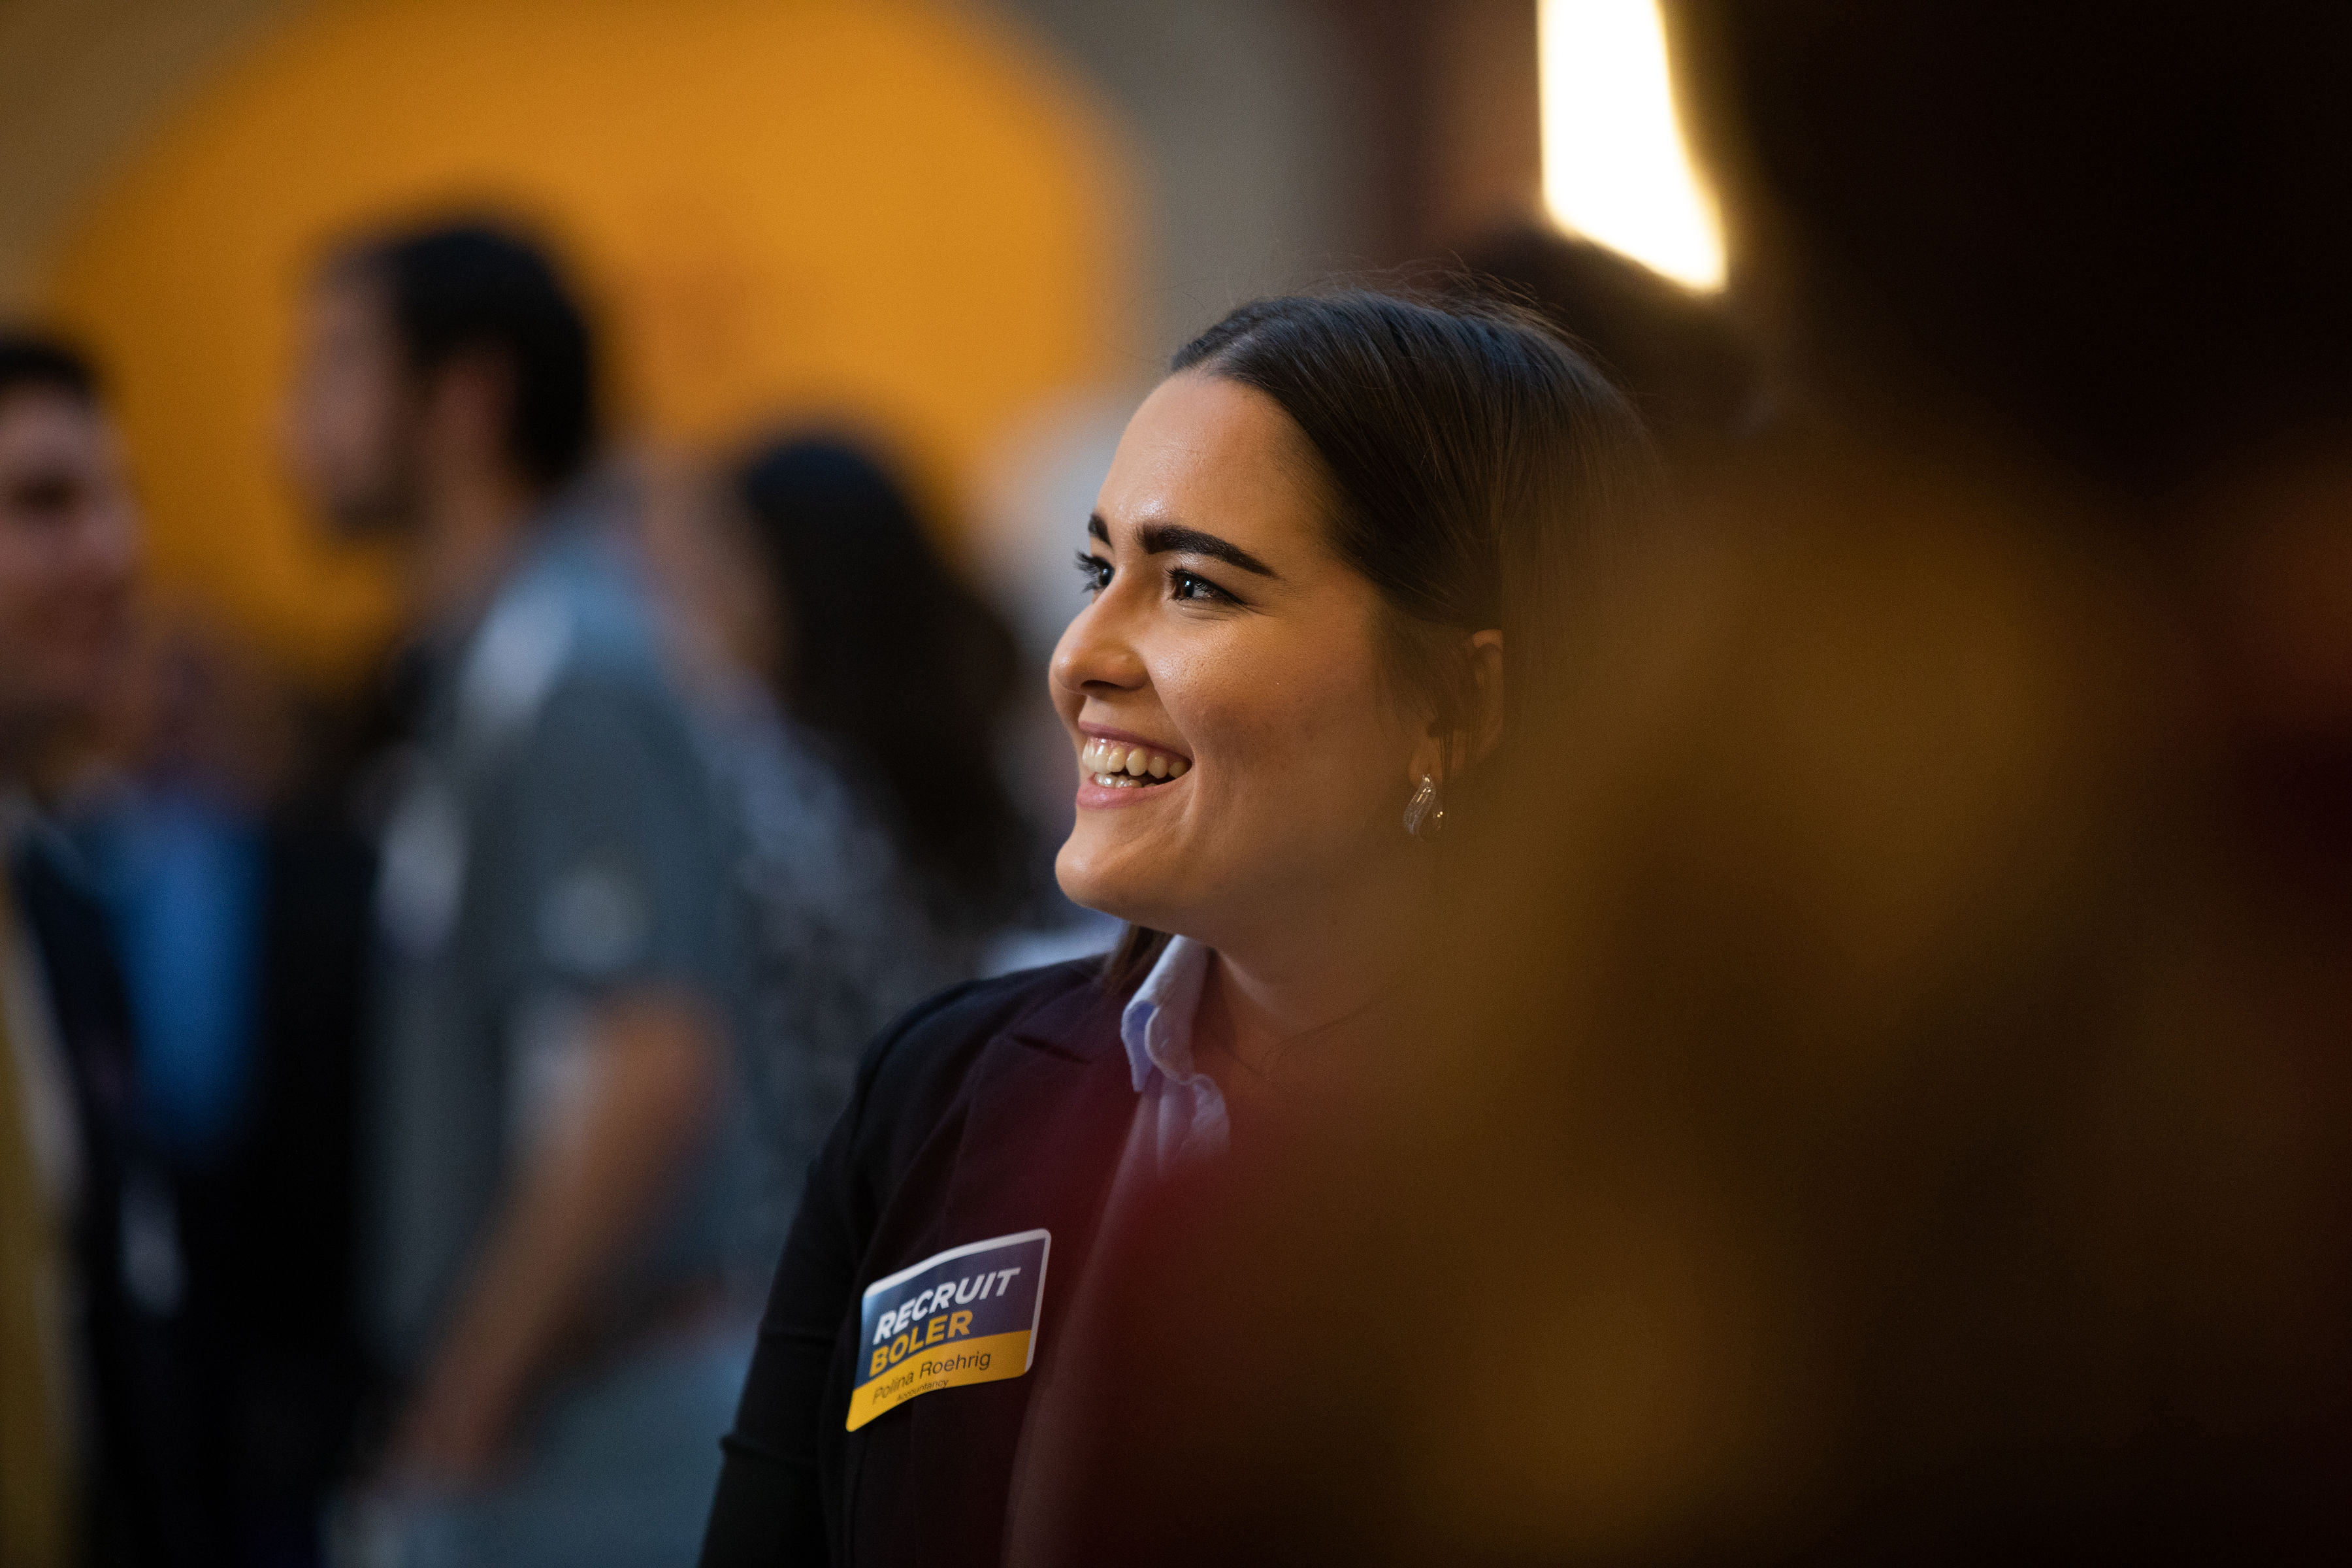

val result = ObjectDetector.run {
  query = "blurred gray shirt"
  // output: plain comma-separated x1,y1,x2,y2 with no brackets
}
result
367,487,748,1374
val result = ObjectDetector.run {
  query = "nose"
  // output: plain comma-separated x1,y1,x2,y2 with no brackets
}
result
1050,595,1147,702
80,489,142,589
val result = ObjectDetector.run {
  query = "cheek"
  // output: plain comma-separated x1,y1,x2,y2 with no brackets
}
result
0,528,65,603
313,369,393,468
0,547,31,657
336,384,390,468
1173,628,1399,802
0,537,97,674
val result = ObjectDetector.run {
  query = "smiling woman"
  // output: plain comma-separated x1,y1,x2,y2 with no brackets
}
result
1058,367,1470,1001
1064,295,1654,1011
699,291,1654,1568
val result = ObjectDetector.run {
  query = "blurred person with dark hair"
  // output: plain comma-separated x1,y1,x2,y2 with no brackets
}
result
1013,5,2352,1564
677,436,1033,1266
698,291,1653,1567
285,222,752,1566
739,437,1030,947
0,334,203,1566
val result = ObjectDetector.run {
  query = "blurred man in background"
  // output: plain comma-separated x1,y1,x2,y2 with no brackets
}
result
284,223,750,1567
60,603,378,1568
0,334,199,1565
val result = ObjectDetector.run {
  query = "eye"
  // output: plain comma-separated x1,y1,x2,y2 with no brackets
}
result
7,474,80,520
1168,568,1234,605
1073,549,1113,596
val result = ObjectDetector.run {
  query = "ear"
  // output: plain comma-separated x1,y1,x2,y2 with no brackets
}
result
1405,629,1507,785
416,348,515,472
1465,629,1505,762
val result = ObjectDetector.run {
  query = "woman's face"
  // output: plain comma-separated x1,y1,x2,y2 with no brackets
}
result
1052,371,1432,950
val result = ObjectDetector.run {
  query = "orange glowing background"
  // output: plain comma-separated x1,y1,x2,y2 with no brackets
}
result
43,0,1132,678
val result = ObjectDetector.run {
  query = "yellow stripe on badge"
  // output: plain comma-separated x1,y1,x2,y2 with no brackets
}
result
846,1329,1034,1430
848,1229,1050,1431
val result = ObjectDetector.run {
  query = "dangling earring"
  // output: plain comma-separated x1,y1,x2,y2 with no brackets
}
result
1403,774,1445,840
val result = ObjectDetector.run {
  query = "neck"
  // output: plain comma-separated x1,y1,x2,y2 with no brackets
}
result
409,464,543,626
1194,853,1431,1079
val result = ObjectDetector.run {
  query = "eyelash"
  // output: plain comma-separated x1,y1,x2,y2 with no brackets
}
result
1168,568,1233,605
1073,550,1241,608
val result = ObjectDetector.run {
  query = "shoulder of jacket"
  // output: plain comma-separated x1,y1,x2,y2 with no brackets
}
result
845,960,1104,1129
862,960,1102,1075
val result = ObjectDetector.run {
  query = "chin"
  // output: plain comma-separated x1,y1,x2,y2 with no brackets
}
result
1053,836,1170,930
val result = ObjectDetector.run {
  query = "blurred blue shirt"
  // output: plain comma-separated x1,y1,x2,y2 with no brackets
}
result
85,789,263,1158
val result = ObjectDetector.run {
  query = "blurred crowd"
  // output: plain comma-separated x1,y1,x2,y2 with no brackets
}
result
5,2,2352,1566
2,220,1062,1567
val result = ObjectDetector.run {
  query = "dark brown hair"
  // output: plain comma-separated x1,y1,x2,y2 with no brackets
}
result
0,333,99,406
738,435,1030,926
331,220,597,492
1104,289,1656,990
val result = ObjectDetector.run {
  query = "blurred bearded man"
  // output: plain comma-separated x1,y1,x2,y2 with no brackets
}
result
285,223,751,1568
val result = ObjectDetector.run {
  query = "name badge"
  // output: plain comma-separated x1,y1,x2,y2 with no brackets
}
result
847,1229,1051,1431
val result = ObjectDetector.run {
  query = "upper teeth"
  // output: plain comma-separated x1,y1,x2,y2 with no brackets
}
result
1079,738,1189,787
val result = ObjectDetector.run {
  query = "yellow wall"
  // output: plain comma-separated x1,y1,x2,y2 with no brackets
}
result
44,0,1130,679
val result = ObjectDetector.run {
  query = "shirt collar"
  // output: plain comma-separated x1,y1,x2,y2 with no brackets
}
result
1119,934,1213,1094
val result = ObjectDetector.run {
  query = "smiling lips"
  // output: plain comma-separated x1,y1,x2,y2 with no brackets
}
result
1079,736,1190,789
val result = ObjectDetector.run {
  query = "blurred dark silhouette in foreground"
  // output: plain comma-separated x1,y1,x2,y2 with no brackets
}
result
1459,222,1757,479
1017,5,2352,1563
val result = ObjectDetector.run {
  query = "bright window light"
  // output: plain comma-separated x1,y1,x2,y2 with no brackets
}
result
1539,0,1725,291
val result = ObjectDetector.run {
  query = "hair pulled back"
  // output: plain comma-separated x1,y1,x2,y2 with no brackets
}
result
1173,291,1651,768
1107,290,1655,987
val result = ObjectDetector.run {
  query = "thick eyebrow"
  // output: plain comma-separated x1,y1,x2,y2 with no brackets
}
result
1132,519,1279,579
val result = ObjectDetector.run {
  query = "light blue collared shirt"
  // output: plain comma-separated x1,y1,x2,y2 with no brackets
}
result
1117,935,1230,1177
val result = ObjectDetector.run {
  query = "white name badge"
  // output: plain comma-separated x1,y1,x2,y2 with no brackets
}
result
847,1229,1051,1431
